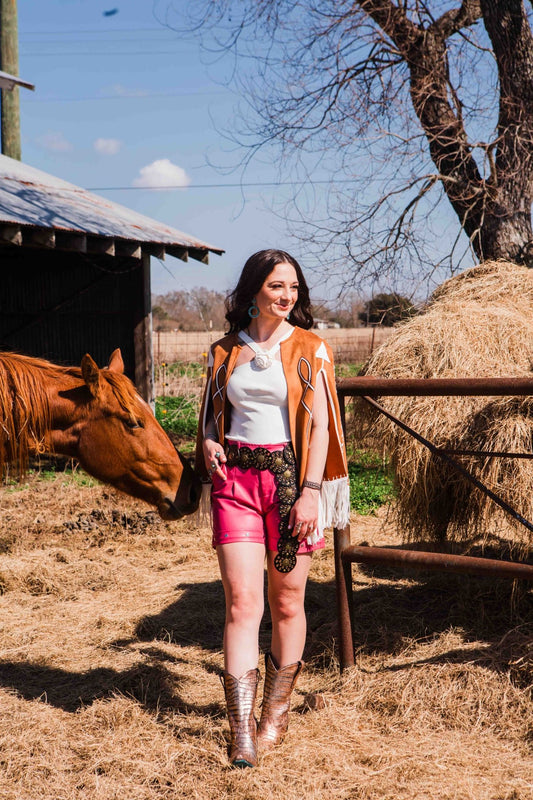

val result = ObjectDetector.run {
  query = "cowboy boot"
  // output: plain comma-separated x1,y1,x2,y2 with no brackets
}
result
257,653,303,753
222,667,259,768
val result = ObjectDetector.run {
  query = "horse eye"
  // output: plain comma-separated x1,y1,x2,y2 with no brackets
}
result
126,418,144,430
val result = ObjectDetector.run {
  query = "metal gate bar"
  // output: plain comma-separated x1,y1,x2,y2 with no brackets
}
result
342,545,533,581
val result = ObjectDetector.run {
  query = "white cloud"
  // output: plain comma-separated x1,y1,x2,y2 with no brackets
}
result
93,137,122,155
37,131,73,153
132,159,191,189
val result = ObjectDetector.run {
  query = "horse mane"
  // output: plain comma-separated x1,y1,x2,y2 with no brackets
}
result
97,369,142,420
0,352,141,478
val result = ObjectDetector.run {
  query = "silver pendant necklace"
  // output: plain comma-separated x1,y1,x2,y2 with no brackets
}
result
252,349,273,370
239,329,292,370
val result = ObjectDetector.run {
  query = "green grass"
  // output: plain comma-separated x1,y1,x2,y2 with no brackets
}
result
3,462,99,492
348,450,395,515
336,362,363,378
155,395,200,438
155,361,204,439
156,361,205,380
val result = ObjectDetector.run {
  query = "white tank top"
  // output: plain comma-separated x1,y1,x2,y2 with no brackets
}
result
226,329,293,444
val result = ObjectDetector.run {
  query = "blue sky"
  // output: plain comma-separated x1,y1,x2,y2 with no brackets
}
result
17,0,298,298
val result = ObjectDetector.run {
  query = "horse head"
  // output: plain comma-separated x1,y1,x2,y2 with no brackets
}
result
57,350,201,520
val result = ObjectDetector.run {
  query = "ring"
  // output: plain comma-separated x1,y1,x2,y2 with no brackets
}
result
210,462,217,470
296,522,303,529
215,452,222,460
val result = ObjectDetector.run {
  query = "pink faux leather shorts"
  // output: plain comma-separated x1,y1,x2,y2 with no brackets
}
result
211,441,324,553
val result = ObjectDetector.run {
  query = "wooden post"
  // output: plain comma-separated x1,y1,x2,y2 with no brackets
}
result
0,0,21,160
133,254,154,404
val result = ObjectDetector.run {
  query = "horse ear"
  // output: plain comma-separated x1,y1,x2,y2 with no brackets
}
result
81,354,101,397
107,349,125,374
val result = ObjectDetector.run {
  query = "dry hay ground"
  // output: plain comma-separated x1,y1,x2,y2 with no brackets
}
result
352,260,533,553
0,472,531,800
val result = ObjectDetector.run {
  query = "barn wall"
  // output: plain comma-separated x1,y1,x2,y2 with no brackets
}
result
0,246,153,399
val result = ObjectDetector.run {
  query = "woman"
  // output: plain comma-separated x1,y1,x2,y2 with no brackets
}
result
196,249,349,768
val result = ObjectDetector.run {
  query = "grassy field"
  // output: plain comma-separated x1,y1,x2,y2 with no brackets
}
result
0,467,531,799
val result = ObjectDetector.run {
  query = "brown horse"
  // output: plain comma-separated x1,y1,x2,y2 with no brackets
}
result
0,349,201,520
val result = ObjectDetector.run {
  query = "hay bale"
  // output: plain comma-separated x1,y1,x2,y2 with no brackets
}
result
354,260,533,552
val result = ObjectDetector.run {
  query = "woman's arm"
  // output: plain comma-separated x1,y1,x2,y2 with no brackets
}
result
202,412,227,481
195,352,227,481
289,370,329,541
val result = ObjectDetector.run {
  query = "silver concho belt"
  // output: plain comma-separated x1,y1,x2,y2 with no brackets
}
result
225,443,300,573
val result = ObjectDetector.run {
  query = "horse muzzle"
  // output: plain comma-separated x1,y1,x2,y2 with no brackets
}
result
157,472,202,520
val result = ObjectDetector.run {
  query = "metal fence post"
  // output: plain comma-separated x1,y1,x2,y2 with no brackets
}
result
334,524,355,670
334,391,355,669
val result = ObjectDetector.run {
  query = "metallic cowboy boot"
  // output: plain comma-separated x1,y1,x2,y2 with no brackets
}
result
257,653,303,753
222,668,259,768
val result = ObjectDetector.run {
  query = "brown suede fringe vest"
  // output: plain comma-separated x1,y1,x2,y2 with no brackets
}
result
196,327,350,532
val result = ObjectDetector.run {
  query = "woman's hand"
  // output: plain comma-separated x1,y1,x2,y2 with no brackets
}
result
203,438,227,481
289,488,319,542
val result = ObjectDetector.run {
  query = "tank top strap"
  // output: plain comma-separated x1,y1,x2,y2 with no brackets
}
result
238,330,265,355
238,327,294,355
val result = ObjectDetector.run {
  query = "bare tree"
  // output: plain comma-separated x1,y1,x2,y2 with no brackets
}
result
152,287,227,331
168,1,533,293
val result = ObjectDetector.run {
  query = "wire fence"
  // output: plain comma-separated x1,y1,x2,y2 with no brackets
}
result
153,327,394,367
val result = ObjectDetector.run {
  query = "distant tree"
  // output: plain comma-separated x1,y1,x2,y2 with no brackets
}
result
359,293,417,326
189,287,227,330
176,1,533,293
332,292,366,328
310,301,338,326
152,305,170,332
152,288,227,331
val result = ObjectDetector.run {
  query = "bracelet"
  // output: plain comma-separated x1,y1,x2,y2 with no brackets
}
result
301,479,322,491
204,434,218,442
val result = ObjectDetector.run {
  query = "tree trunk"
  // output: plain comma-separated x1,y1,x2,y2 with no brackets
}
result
478,0,533,265
360,0,533,266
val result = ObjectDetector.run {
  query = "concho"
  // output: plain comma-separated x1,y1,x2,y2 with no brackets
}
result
224,442,300,573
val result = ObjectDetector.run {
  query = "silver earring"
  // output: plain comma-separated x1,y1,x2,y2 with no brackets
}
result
248,297,260,318
286,311,291,320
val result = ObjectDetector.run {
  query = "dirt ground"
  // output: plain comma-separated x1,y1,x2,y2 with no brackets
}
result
0,471,531,800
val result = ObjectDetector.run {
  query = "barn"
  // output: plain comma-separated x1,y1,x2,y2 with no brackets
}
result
0,154,223,401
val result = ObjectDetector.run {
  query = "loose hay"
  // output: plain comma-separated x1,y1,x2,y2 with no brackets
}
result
0,474,532,799
353,260,533,551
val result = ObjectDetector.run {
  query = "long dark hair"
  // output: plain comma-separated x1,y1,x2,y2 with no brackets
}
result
225,249,314,333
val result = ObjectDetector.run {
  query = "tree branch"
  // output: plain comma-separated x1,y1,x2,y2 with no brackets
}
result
357,0,487,251
429,0,482,38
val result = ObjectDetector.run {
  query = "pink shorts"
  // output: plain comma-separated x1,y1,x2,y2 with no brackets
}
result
211,441,324,554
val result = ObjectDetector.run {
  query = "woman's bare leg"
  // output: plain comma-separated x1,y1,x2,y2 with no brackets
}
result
217,542,266,677
266,552,312,666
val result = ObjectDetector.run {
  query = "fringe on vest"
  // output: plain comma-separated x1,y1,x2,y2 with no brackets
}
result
319,476,351,531
193,482,212,529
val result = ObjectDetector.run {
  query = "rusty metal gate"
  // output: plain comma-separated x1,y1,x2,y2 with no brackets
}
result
333,376,533,671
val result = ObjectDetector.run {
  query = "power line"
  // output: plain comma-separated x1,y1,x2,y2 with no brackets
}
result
82,179,355,191
21,50,189,57
20,27,168,35
20,36,179,45
23,89,227,103
20,37,171,43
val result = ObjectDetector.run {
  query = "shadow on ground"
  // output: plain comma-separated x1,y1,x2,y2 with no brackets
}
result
0,657,224,717
0,551,531,712
127,563,532,681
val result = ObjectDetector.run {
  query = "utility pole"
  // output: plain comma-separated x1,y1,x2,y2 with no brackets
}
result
0,0,21,160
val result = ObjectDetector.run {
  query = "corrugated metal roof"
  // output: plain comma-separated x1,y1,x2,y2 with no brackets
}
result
0,154,224,261
0,71,35,91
